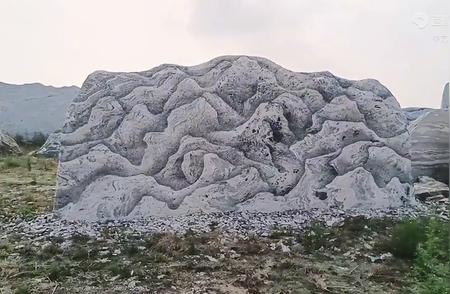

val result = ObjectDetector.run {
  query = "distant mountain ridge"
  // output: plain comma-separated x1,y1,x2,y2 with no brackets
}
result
0,82,79,139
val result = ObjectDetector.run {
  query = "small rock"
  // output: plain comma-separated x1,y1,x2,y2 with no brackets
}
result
279,241,291,253
369,253,393,263
205,255,218,262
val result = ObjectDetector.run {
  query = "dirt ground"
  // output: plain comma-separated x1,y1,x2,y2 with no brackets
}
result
0,152,420,293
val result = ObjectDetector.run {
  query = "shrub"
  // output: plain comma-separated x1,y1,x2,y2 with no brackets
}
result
232,235,265,255
0,156,34,170
71,234,90,244
14,132,47,147
39,242,63,259
28,132,47,147
185,237,199,255
47,262,71,281
300,222,330,253
71,246,89,260
410,218,449,294
14,286,31,294
14,134,25,146
108,261,131,278
378,219,426,259
143,233,164,249
2,157,22,169
18,204,38,220
123,244,139,256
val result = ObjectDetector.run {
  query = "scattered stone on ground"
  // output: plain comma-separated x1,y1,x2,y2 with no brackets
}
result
414,176,449,220
0,214,423,294
1,206,428,240
0,151,448,293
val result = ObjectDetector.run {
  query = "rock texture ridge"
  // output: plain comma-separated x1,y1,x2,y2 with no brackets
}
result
55,56,413,220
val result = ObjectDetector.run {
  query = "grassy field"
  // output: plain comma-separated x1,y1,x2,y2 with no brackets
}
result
0,151,448,293
0,153,56,221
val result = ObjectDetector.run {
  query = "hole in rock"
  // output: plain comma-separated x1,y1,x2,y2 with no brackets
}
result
315,191,328,200
269,121,283,143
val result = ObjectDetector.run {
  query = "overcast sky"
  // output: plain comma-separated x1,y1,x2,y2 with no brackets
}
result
0,0,448,107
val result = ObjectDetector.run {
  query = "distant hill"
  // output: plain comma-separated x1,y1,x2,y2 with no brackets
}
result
0,82,79,140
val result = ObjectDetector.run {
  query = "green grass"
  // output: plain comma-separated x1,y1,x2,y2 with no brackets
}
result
14,286,31,294
39,242,63,260
0,152,57,221
374,217,449,293
3,217,442,293
1,156,24,169
299,221,330,253
46,262,71,281
71,246,90,261
107,261,132,279
410,218,449,294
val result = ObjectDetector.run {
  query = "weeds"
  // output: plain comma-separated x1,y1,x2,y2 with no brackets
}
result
378,219,426,259
300,221,330,253
1,157,23,169
39,242,63,259
26,157,31,171
14,286,31,294
71,234,91,244
410,218,449,294
123,244,139,256
71,246,90,260
232,235,266,255
46,262,70,281
108,261,132,279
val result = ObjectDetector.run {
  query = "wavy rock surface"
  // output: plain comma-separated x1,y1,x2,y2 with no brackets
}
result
55,56,413,220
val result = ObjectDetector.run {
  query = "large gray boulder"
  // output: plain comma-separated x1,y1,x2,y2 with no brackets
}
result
0,129,21,155
55,56,413,220
0,82,79,139
414,176,448,201
409,109,449,184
